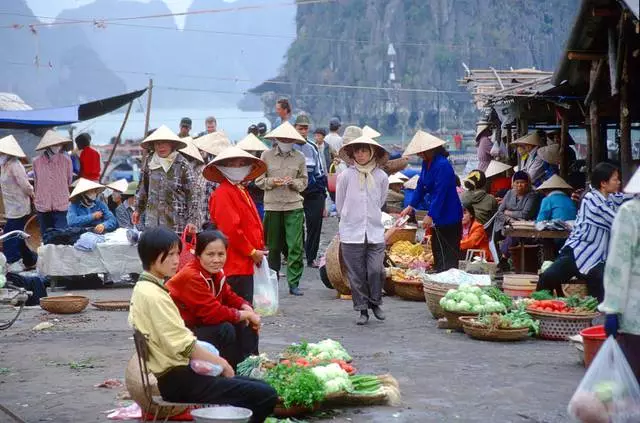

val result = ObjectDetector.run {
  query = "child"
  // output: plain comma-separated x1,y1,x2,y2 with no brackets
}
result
128,227,276,421
336,135,389,325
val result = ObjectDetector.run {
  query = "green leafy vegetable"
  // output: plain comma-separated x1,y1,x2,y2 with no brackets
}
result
265,364,325,408
482,286,514,309
285,341,309,356
531,290,554,300
349,375,382,395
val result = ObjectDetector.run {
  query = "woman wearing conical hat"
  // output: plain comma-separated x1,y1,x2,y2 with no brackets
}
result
32,130,74,234
132,125,197,235
336,135,389,325
0,135,37,271
535,175,576,223
513,132,546,187
401,131,463,272
67,178,117,234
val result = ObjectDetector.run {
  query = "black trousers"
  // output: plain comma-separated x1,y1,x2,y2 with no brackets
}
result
157,366,277,423
431,222,462,272
303,191,325,264
227,275,254,305
536,247,605,301
194,322,259,370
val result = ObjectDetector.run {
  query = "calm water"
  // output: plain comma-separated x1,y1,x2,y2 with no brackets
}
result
71,107,267,145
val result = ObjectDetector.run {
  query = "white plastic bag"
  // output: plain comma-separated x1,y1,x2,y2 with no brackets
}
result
253,257,279,316
189,341,223,377
568,336,640,423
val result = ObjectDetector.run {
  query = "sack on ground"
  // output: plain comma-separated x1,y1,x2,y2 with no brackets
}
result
568,336,640,423
253,257,279,316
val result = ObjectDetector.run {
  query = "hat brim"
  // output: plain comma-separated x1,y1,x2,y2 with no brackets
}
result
202,158,267,184
140,139,188,150
70,186,105,200
338,142,389,166
268,137,306,146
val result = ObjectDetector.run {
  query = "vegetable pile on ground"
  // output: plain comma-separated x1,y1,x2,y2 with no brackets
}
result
387,241,433,269
387,267,428,283
264,364,326,408
311,363,352,395
474,309,540,336
439,284,507,314
527,295,599,314
285,339,352,362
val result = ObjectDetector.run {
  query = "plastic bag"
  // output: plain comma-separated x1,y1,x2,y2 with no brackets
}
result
253,257,279,316
568,336,640,423
190,340,223,377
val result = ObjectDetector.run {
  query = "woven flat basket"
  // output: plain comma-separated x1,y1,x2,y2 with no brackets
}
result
384,276,395,296
24,214,42,252
442,310,479,331
325,236,351,295
393,279,425,301
422,285,447,319
526,308,599,340
385,227,417,245
458,316,530,342
381,157,409,175
40,296,89,314
92,301,130,311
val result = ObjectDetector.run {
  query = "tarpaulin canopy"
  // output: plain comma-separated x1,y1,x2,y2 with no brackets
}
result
0,88,147,129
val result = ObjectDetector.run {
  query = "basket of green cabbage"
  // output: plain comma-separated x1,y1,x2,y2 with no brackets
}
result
439,285,507,330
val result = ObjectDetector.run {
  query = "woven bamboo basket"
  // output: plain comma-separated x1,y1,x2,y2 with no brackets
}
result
325,236,351,295
91,300,130,311
442,310,479,331
526,308,599,340
274,402,317,418
24,214,41,252
385,226,417,244
381,157,409,175
384,276,395,296
562,282,589,298
40,295,89,314
393,279,425,301
125,354,188,419
422,285,447,319
458,316,530,342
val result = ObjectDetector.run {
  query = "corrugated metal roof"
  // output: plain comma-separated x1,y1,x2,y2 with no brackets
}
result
0,93,32,111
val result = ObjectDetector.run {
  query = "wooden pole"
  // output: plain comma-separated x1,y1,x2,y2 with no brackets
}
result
560,110,569,179
588,60,602,171
100,101,133,183
141,78,153,172
619,39,632,184
585,116,593,177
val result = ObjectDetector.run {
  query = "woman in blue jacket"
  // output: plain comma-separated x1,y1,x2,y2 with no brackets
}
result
67,178,118,234
535,175,577,222
401,131,462,271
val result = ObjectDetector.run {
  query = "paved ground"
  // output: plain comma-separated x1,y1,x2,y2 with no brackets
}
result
0,218,586,423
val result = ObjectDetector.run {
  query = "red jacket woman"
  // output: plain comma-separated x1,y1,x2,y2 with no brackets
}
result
460,206,493,261
206,147,268,304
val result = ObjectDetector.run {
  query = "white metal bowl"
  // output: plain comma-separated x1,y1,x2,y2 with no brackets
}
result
190,406,253,423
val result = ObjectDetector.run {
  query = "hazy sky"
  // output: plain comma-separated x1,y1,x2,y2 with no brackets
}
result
24,0,235,28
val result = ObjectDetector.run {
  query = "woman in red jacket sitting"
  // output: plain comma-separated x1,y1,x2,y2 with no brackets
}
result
167,227,262,369
206,147,268,304
460,205,493,261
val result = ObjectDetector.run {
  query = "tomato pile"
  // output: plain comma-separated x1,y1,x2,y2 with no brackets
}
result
527,297,599,314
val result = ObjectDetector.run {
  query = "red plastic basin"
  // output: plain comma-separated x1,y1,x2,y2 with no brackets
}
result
580,325,606,368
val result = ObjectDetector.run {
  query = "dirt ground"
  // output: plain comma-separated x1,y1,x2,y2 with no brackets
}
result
0,218,586,423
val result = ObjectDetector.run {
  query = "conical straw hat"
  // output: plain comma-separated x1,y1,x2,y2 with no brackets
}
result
263,121,306,145
140,125,187,150
404,175,419,190
362,125,381,138
392,172,409,181
388,174,405,185
195,132,231,157
402,130,446,157
202,146,267,183
485,160,513,178
475,121,490,139
106,178,129,193
342,126,362,144
179,137,204,163
35,130,72,151
0,135,26,158
237,133,269,152
338,135,389,165
512,132,541,147
69,178,105,199
536,174,573,191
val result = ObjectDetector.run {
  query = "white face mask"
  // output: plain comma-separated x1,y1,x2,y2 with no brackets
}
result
86,192,98,201
216,165,252,184
277,141,294,153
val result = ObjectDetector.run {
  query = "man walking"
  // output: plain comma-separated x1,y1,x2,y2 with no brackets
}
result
178,117,192,138
324,117,343,152
294,115,327,268
274,99,294,127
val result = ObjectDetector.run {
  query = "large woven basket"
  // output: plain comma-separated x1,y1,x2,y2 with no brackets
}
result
458,316,530,342
393,279,425,301
384,276,395,296
24,214,41,252
562,282,589,298
92,300,130,311
422,283,448,319
385,227,417,245
443,310,479,331
125,354,188,418
382,157,409,175
325,236,351,295
526,309,599,340
40,295,89,314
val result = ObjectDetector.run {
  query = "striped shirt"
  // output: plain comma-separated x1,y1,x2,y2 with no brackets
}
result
33,153,73,213
564,190,632,274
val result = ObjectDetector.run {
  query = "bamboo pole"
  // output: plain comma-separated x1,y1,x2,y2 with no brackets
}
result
619,40,632,184
588,60,602,171
143,78,153,138
560,111,569,179
99,100,133,183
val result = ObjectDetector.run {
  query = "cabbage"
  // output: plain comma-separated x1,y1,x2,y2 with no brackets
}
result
459,284,473,293
445,289,457,299
464,293,480,305
439,297,447,306
470,286,482,295
472,304,485,313
452,291,465,302
456,300,471,312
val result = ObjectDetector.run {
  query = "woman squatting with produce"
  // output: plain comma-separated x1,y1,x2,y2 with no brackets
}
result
336,135,389,325
599,167,640,381
400,131,463,272
167,226,261,369
128,227,277,422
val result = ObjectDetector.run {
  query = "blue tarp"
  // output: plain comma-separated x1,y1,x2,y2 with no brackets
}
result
0,89,146,129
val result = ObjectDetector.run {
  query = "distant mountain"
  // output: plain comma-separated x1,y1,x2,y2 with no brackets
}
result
0,0,126,108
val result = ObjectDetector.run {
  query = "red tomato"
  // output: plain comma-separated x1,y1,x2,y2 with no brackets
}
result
281,359,290,365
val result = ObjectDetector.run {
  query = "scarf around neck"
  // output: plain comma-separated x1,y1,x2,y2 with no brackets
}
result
354,149,377,190
149,151,178,173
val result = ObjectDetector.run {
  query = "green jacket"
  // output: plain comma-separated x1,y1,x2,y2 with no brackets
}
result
461,189,499,225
